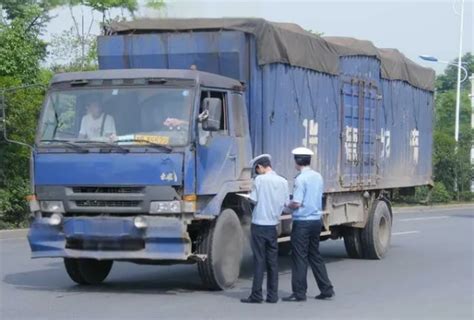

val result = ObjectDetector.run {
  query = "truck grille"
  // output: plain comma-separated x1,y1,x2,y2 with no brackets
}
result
72,187,143,194
66,237,145,251
75,200,141,208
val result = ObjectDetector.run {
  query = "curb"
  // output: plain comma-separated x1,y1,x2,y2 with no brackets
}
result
0,228,29,239
392,203,474,213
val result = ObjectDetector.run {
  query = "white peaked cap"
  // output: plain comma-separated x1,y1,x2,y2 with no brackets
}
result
249,154,272,167
292,147,314,156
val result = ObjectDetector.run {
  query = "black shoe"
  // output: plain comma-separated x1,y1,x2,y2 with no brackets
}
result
266,298,278,304
282,294,306,302
240,297,263,304
315,291,335,300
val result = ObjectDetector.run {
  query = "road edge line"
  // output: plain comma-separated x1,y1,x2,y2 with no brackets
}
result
0,228,29,239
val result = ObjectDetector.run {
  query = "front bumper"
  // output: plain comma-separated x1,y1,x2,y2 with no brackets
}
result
28,216,193,261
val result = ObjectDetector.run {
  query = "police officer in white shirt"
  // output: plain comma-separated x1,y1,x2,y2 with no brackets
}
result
79,98,116,140
241,154,289,304
282,147,335,302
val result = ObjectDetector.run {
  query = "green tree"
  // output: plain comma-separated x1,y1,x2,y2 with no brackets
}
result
0,0,66,33
49,26,98,71
49,0,166,70
433,70,473,199
0,2,53,227
62,0,165,22
433,131,456,193
436,52,474,93
0,18,46,82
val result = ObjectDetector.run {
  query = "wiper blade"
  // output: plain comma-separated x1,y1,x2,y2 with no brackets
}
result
116,139,172,152
75,140,129,153
40,139,89,153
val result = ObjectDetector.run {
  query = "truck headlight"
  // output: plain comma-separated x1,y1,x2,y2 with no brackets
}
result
49,213,63,226
40,201,65,213
133,216,148,229
149,201,181,214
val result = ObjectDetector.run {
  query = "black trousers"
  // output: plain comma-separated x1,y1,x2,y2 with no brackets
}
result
291,220,334,299
250,224,279,301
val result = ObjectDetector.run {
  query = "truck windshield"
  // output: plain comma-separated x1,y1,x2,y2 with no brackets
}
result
38,86,194,147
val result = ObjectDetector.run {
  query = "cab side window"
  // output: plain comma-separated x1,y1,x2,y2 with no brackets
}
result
230,93,249,137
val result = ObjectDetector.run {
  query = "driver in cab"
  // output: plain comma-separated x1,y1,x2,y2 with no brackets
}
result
79,97,116,140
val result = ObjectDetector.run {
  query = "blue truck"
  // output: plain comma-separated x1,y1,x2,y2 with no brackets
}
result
17,19,434,289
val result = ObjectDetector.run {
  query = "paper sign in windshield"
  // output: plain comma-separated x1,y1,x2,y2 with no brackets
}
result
134,134,170,145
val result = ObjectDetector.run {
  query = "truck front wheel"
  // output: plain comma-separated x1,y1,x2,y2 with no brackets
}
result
64,258,113,285
197,209,244,290
361,200,392,259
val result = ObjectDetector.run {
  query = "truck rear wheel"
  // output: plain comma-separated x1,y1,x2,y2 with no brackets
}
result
197,209,244,290
64,258,113,285
343,227,364,259
361,200,392,259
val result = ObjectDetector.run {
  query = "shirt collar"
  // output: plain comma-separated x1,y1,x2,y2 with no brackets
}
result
89,113,104,121
300,166,312,173
261,170,276,176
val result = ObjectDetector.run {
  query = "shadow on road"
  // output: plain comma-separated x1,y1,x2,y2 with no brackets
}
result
3,241,347,295
3,262,203,295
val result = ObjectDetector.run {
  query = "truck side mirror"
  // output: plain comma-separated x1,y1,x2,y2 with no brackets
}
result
200,97,222,131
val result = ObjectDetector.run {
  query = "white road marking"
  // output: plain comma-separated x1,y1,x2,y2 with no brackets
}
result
392,231,420,236
399,216,449,222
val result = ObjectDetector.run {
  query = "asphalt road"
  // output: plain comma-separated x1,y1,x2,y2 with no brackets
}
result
1,206,473,320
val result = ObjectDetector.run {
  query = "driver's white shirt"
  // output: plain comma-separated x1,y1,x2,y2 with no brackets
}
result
79,113,116,139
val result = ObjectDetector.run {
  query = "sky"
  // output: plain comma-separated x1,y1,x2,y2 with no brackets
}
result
45,0,474,74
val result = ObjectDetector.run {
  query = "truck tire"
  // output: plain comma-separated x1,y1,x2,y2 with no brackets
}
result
64,258,113,285
343,227,364,259
361,200,392,259
197,209,244,290
64,258,87,284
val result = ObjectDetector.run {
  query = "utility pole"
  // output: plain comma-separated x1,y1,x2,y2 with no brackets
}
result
470,74,474,192
454,0,465,144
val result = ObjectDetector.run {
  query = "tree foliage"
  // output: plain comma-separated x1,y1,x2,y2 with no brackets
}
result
61,0,165,21
49,0,166,71
0,20,46,82
49,27,98,71
436,52,474,93
0,2,52,227
431,53,473,201
1,0,64,26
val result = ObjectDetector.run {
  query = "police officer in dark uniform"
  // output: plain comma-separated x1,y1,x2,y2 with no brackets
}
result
282,147,335,302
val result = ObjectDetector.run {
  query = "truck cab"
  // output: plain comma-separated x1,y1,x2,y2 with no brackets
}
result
28,68,252,289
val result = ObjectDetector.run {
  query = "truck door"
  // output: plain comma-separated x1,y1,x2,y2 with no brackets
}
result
341,78,379,188
196,89,238,194
228,92,252,180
